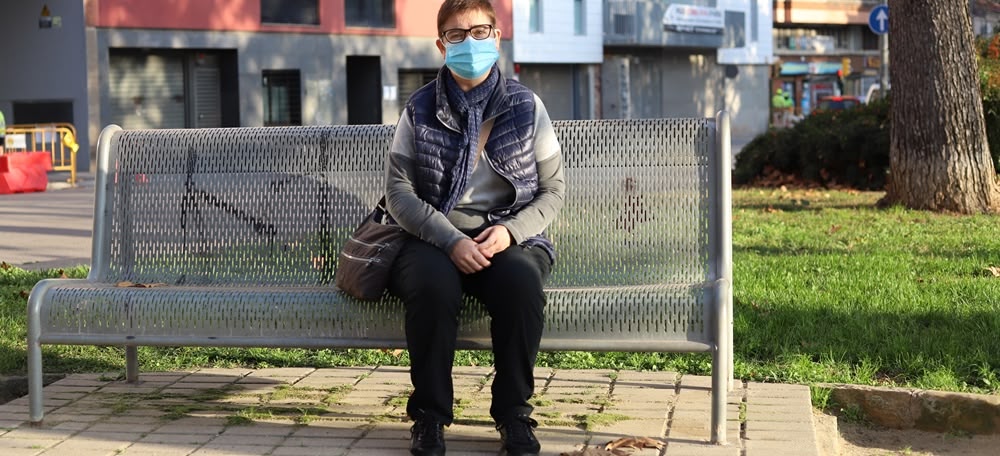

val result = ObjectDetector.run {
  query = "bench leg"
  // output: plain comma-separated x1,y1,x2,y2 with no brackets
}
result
711,278,730,444
711,347,727,444
27,295,44,424
125,346,139,383
27,335,44,424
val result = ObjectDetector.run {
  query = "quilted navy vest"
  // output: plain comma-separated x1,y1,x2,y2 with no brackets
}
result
406,67,554,258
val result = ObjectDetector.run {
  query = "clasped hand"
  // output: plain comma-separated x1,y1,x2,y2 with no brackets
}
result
449,225,511,274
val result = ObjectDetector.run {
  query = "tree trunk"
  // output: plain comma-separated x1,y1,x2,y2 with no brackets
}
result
883,0,1000,213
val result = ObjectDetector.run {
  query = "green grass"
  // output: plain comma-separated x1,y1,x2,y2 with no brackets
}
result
2,187,999,395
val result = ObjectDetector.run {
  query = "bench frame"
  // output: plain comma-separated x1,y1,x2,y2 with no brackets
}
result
28,113,733,443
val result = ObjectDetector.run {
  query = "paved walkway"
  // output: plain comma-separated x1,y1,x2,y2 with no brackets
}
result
0,173,94,270
1,172,821,455
0,367,818,456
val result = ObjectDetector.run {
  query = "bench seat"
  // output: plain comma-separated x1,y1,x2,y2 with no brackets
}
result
34,280,715,352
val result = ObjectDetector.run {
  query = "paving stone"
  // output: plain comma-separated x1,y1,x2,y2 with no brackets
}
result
193,368,253,377
448,437,501,452
152,423,227,435
589,418,667,437
219,421,296,436
744,420,814,433
0,412,30,421
744,428,818,442
273,446,349,456
191,443,274,455
289,422,368,438
0,437,62,451
49,421,90,431
206,433,286,446
664,441,741,456
138,432,217,445
49,433,133,450
118,442,201,455
745,439,818,456
247,368,316,378
0,369,823,455
343,449,413,456
281,436,356,448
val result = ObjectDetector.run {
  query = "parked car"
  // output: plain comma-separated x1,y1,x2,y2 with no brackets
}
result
815,95,861,112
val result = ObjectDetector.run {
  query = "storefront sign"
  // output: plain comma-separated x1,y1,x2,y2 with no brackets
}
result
780,61,843,76
662,4,724,35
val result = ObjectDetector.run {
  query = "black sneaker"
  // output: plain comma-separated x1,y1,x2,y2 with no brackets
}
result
497,415,540,456
410,418,445,456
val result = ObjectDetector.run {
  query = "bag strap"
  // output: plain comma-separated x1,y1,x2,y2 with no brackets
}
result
377,117,495,223
472,117,496,170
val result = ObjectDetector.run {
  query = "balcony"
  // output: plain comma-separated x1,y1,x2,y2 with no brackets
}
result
605,0,725,49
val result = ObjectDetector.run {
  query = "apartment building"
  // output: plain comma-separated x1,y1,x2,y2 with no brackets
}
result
0,0,519,170
972,0,1000,36
601,0,774,139
772,0,884,115
511,0,603,120
1,0,778,171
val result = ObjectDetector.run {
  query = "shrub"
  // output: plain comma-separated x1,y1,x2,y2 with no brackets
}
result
737,32,1000,190
978,33,1000,173
734,99,891,190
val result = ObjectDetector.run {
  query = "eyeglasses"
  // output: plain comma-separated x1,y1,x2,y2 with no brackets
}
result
440,24,495,44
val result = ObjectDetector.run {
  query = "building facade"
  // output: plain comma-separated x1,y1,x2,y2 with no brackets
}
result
0,0,519,171
772,0,884,116
0,0,777,171
972,0,1000,36
511,0,603,120
600,0,774,140
0,1,89,167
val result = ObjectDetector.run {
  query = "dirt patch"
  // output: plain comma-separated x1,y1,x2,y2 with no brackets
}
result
814,410,1000,455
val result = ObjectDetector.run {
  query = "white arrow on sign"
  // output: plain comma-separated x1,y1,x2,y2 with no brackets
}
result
875,9,887,31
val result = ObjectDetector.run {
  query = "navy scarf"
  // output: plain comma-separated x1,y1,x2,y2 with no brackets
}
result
443,65,500,163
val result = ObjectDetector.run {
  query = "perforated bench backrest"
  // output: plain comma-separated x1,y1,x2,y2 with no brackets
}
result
87,119,727,348
97,119,719,288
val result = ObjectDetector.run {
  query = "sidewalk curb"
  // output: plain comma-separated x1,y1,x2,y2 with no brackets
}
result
819,383,1000,435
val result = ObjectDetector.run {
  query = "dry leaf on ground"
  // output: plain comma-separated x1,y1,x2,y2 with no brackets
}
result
605,436,665,451
986,266,1000,277
560,446,629,456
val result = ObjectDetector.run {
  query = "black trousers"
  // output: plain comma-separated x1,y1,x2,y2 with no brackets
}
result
388,238,551,425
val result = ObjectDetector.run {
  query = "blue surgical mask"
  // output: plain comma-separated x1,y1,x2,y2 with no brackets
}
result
444,36,499,80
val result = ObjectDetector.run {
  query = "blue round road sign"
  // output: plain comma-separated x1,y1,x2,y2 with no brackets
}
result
869,5,888,35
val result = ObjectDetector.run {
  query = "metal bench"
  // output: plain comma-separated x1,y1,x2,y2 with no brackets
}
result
28,115,733,443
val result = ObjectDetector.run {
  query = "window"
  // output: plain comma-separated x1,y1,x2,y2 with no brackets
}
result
261,0,319,25
774,26,851,52
262,70,302,126
345,0,395,28
397,69,438,113
573,0,585,35
529,0,542,33
724,11,746,48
